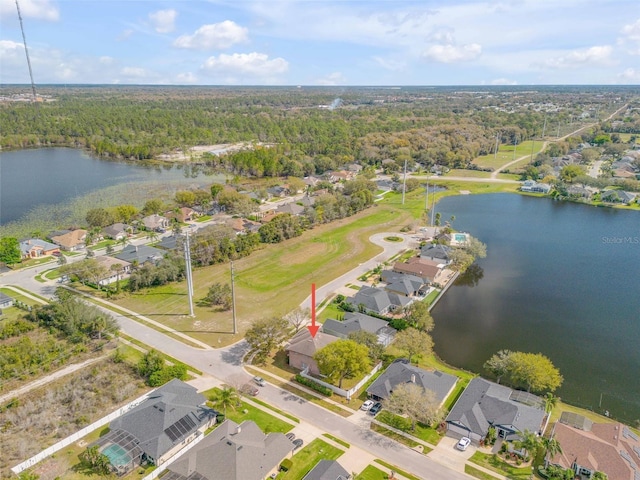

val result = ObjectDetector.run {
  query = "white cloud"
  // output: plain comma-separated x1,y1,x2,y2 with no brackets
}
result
490,78,518,85
120,67,148,79
539,45,613,69
176,72,198,84
201,52,288,77
149,9,177,34
174,21,248,50
99,56,114,65
617,68,640,83
372,56,406,71
422,43,482,63
0,0,59,21
619,18,640,55
316,72,346,86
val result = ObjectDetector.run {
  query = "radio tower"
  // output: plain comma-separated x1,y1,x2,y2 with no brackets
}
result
15,0,38,102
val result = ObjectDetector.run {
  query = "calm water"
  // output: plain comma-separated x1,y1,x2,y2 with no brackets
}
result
0,148,211,225
432,193,640,423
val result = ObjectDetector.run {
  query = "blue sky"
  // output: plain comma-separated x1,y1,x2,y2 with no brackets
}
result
1,0,639,85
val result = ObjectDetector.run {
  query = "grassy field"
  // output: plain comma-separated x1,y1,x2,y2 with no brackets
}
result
356,464,389,480
278,439,344,479
471,140,545,170
373,459,422,480
203,387,295,434
376,411,441,446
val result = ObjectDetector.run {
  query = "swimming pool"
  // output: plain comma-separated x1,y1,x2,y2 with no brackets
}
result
102,443,131,467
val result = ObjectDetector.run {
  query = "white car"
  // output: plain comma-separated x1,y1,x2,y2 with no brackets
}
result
361,400,375,411
456,437,471,451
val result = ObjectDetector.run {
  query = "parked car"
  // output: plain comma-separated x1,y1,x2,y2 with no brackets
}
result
240,383,259,396
292,439,304,450
286,432,296,441
368,402,383,416
253,376,266,387
361,400,375,411
456,437,471,451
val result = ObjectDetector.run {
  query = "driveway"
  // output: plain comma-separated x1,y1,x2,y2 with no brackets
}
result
428,436,476,473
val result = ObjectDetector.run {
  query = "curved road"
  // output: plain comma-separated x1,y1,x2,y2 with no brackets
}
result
1,233,472,479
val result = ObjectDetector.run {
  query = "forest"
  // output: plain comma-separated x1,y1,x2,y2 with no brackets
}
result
2,85,635,172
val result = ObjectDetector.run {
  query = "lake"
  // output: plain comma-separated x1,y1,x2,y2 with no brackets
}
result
432,193,640,424
0,148,216,229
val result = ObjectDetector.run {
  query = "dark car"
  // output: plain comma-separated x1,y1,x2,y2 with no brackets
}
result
292,439,304,450
368,402,383,416
286,432,296,441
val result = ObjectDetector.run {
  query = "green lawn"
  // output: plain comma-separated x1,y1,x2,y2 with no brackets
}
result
370,423,420,449
278,439,344,480
249,397,300,424
88,239,116,251
195,215,212,222
376,411,442,445
203,388,294,434
373,460,421,480
322,433,350,449
356,465,388,480
317,301,344,323
465,464,501,480
468,452,534,479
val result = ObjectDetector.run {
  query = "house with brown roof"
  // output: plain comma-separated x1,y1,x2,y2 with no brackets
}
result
94,256,131,285
286,329,339,376
549,413,640,480
166,207,196,223
327,170,355,182
392,257,443,284
50,229,87,251
142,214,170,232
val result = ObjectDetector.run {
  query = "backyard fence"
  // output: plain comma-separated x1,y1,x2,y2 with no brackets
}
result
300,361,383,399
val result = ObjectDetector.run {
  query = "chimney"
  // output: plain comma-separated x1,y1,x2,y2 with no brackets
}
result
234,426,242,435
410,374,416,383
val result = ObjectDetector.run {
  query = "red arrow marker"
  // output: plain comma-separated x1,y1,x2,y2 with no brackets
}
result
307,283,320,338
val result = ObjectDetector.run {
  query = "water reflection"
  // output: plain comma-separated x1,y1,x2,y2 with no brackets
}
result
454,263,484,287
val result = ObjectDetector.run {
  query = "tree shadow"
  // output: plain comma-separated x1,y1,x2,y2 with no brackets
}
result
454,263,484,288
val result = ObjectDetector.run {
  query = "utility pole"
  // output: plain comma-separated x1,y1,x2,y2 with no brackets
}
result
184,231,194,317
425,177,429,212
512,138,518,161
401,158,407,205
15,0,37,102
230,261,237,335
494,132,500,160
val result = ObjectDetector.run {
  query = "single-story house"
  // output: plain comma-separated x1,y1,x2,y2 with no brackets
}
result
89,379,217,475
392,257,443,284
19,238,60,259
226,217,261,235
114,244,165,265
345,286,412,316
94,256,131,285
380,270,426,290
384,276,423,298
366,362,457,406
267,186,287,198
549,414,640,480
50,229,87,251
156,235,181,251
600,190,637,204
102,223,131,240
419,244,452,264
166,207,196,223
142,214,170,232
302,460,351,480
276,202,305,216
327,170,355,182
566,185,595,200
162,419,294,480
0,292,14,309
322,312,396,346
298,195,316,207
286,328,339,376
445,378,545,444
347,163,363,173
303,176,322,187
521,180,552,194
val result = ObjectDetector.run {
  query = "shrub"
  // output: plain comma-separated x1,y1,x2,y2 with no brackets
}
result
280,459,293,472
295,374,332,396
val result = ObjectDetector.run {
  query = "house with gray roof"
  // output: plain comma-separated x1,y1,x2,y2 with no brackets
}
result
114,244,165,265
163,419,294,480
600,189,637,204
419,244,452,264
0,292,14,309
345,286,412,316
102,223,131,240
367,362,457,406
19,238,60,259
322,312,396,346
384,276,423,298
276,202,305,216
90,379,217,474
445,378,545,444
302,460,350,480
380,270,426,289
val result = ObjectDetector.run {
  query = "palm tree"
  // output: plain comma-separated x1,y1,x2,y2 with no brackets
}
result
210,386,239,415
146,230,159,243
543,393,559,413
518,430,541,459
110,263,124,292
541,436,562,462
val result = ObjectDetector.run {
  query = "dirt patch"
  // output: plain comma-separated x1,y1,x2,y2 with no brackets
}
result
280,242,328,265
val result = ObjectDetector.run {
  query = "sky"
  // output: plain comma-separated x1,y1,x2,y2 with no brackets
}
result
1,0,639,86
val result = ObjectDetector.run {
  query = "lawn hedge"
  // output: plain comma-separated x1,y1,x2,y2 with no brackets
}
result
295,374,333,396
